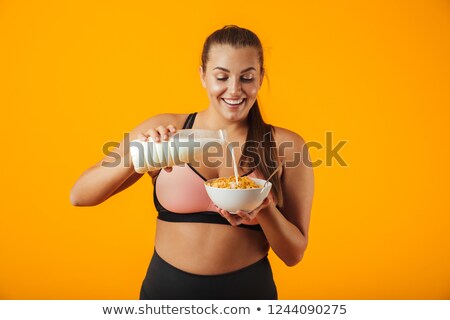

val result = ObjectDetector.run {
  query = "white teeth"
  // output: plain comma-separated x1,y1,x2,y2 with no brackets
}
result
223,98,244,105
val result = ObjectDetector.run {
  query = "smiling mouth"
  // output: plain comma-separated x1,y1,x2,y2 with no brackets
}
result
222,98,246,106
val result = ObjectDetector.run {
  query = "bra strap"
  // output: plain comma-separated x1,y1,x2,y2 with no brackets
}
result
182,112,197,129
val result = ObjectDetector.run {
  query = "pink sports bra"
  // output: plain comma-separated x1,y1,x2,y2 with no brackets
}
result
153,113,263,231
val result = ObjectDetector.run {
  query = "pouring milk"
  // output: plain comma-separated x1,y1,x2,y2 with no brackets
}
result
130,129,227,173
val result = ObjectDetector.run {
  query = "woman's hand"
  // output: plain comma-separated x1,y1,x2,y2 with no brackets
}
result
216,196,272,227
137,124,177,173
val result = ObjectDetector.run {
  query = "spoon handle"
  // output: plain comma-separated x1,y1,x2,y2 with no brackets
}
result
263,160,285,187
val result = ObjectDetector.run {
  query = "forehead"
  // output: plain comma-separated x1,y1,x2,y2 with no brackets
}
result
206,45,260,71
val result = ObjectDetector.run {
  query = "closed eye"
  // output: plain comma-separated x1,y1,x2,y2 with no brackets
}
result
216,77,255,82
241,77,254,83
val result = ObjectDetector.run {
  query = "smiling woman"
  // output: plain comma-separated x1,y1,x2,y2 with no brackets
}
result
70,25,314,300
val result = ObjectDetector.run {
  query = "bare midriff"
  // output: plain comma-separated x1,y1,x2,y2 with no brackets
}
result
155,219,269,275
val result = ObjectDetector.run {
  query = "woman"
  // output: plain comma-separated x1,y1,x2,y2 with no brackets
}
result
71,25,314,299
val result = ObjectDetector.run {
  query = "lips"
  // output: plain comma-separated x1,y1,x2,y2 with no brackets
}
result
222,98,246,106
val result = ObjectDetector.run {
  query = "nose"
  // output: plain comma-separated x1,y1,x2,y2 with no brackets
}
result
228,77,242,96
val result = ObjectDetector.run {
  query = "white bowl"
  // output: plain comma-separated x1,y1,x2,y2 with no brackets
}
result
204,177,272,213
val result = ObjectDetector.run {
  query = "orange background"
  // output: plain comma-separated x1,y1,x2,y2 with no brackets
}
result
1,0,449,299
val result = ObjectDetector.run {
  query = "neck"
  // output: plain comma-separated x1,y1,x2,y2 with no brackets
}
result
197,107,249,140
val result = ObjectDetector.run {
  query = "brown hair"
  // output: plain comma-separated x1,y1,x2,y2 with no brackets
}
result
201,25,283,207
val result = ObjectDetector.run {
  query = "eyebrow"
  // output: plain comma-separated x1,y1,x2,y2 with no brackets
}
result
213,67,257,73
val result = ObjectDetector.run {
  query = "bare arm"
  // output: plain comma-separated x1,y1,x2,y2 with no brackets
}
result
217,128,314,266
70,113,184,206
256,131,314,266
70,155,139,207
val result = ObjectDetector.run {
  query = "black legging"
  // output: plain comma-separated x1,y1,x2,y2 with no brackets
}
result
140,250,278,300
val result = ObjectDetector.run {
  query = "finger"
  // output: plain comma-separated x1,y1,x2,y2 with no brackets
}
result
216,208,226,217
255,197,271,212
246,210,258,221
266,194,274,205
220,209,232,220
235,210,252,222
156,126,170,141
137,132,148,142
144,128,160,142
218,209,241,226
226,212,243,226
232,217,243,226
166,124,177,134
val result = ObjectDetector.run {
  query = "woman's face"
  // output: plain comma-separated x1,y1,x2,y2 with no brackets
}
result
200,44,264,122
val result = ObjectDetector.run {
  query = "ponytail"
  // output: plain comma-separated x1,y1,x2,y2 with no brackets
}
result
241,100,283,208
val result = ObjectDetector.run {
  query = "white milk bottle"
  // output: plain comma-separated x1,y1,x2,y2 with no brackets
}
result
129,129,227,173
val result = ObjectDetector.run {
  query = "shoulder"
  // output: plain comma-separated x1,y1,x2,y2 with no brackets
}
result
128,113,190,139
272,126,314,203
272,126,306,151
271,126,310,173
136,113,190,130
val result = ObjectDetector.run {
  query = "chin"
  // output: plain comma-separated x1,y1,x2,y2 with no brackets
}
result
217,100,251,121
219,107,248,122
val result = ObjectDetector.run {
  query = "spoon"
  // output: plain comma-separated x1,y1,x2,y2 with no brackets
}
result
260,161,285,192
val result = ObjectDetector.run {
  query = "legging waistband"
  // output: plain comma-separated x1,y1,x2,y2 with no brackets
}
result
152,249,270,277
140,249,278,300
